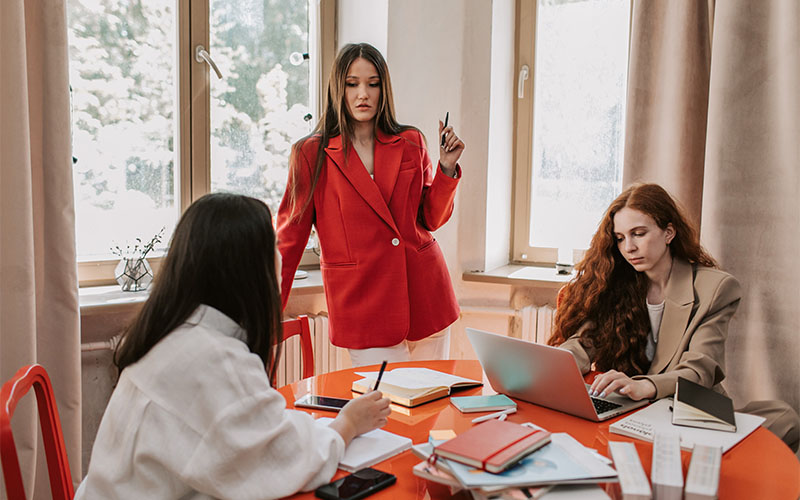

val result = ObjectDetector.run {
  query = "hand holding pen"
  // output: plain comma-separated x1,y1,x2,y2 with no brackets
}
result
373,360,388,391
333,360,391,441
438,112,465,177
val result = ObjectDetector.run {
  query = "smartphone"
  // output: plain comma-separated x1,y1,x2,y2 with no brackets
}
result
294,394,350,412
315,467,396,500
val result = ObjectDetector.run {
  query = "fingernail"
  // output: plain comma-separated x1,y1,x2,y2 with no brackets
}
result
591,390,597,397
599,391,606,398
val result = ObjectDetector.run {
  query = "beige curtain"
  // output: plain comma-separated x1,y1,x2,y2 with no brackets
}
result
0,0,82,496
623,0,714,226
624,0,800,415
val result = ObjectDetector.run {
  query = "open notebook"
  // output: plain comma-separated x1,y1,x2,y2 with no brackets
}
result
351,367,482,407
318,417,412,472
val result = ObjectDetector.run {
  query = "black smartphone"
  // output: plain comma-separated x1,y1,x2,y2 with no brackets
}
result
294,394,350,412
314,467,396,500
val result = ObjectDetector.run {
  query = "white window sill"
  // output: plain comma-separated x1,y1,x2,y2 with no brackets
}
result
79,269,324,316
462,264,574,288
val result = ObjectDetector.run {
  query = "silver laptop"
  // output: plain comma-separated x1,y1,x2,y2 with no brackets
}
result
466,328,648,421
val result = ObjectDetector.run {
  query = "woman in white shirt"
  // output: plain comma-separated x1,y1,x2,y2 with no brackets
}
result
76,193,391,499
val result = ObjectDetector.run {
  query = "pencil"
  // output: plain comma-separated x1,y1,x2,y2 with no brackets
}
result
373,360,388,391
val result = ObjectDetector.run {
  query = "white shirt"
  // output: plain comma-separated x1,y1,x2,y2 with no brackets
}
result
646,300,665,362
75,305,344,500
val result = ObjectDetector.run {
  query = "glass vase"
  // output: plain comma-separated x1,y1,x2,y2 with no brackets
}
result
115,257,154,291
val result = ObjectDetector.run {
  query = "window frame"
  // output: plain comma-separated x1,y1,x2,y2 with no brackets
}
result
76,0,336,286
511,0,632,266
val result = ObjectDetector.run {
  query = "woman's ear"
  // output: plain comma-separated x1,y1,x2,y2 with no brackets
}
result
665,223,676,245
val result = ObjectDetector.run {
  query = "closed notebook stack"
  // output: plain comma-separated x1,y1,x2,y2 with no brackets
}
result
684,445,722,500
673,377,736,432
433,419,551,473
411,461,462,490
470,484,613,500
414,433,618,490
651,432,683,500
608,442,651,500
450,394,517,413
351,367,482,407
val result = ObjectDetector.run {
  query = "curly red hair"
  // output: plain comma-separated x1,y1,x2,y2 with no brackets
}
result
548,183,718,376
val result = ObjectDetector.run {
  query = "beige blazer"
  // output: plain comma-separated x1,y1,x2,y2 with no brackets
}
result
560,258,742,399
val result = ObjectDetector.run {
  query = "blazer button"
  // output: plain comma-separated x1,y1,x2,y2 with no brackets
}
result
391,238,400,246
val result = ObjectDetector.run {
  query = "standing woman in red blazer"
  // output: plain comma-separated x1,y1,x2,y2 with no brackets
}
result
276,43,465,367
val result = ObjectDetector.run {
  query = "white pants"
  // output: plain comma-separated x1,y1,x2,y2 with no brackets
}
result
347,327,451,368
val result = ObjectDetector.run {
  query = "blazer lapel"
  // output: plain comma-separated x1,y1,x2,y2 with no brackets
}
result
648,259,695,375
324,135,399,234
373,129,403,205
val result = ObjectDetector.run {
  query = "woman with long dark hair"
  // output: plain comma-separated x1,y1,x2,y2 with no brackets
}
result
278,43,465,367
77,193,390,499
550,183,798,450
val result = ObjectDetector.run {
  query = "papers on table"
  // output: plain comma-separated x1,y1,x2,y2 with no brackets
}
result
609,399,765,453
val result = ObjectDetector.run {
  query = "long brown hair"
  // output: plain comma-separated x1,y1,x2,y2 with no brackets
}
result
114,193,283,385
287,42,419,219
548,183,718,375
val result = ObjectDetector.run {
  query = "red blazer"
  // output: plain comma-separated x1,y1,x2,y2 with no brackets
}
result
277,128,460,349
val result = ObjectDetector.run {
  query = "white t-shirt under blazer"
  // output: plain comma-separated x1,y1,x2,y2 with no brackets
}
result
75,305,344,500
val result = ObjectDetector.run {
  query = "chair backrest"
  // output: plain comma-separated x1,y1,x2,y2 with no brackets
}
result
281,315,315,380
556,284,567,309
1,364,74,500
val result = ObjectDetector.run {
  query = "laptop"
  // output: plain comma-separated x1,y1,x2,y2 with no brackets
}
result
466,328,649,421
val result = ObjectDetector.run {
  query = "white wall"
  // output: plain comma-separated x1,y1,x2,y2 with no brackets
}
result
337,0,388,54
485,0,515,271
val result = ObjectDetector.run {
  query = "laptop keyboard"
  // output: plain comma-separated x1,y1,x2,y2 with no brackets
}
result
591,397,622,414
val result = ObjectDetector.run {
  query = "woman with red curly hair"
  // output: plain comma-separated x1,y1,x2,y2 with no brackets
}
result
549,184,798,450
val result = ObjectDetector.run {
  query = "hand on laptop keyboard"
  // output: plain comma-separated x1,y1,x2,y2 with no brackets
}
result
589,369,657,401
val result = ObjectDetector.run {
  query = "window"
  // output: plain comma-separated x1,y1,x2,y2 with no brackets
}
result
68,0,333,285
512,0,631,264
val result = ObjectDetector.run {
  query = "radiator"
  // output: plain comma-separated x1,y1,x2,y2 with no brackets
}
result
459,304,557,345
274,314,351,386
519,304,557,344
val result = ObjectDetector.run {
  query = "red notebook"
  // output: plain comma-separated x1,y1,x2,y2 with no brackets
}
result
433,420,551,473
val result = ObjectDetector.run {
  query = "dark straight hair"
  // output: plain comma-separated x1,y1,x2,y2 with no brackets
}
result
114,193,283,385
287,42,420,219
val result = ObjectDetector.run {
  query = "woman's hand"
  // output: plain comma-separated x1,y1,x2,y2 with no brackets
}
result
589,370,656,401
329,390,391,446
438,120,465,176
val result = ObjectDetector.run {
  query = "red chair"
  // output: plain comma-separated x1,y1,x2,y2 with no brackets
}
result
556,284,568,309
1,364,74,500
281,315,315,380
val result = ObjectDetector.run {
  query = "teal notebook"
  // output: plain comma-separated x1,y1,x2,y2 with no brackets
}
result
450,394,517,413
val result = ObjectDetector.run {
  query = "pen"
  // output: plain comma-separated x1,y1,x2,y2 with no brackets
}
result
373,360,388,391
471,407,517,424
441,111,449,147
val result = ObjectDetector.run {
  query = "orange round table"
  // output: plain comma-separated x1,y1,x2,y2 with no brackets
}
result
278,360,800,499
